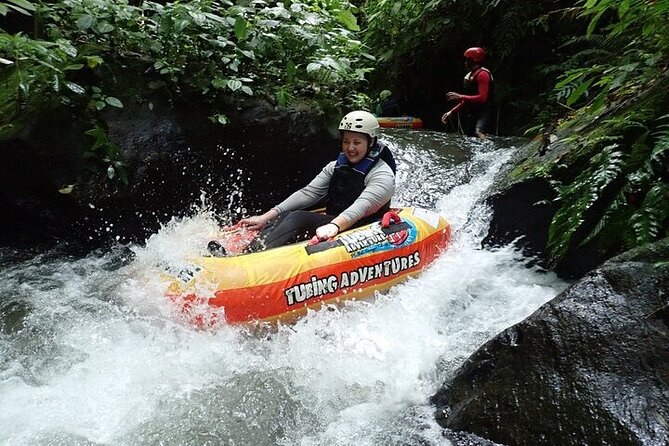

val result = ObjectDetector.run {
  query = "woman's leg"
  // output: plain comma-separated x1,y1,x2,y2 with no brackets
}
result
245,210,333,252
475,108,493,138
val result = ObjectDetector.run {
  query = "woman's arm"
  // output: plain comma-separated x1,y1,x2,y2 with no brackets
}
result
239,162,334,230
273,162,334,214
442,99,465,123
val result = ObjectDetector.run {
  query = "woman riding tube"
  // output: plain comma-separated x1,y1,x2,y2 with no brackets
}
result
237,110,396,253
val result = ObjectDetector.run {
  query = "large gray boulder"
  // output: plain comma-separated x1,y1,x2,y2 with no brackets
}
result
432,238,669,446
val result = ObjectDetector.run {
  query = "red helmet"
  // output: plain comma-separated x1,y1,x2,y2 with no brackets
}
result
464,47,486,63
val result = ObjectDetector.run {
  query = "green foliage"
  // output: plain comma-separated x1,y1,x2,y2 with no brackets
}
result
1,0,372,185
490,2,537,60
548,142,625,261
363,0,447,69
628,182,668,247
84,126,128,184
542,0,669,265
0,32,84,100
2,0,371,113
0,0,36,16
582,0,669,47
548,114,669,264
35,0,370,110
88,86,123,111
553,0,668,111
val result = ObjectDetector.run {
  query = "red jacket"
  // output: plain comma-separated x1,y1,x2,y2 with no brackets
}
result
447,67,493,115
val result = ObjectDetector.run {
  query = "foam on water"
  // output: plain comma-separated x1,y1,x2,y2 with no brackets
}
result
0,134,567,446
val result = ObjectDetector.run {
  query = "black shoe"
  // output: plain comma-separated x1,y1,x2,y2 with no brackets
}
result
207,241,227,257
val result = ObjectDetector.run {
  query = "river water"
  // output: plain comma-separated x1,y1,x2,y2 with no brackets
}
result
0,130,567,445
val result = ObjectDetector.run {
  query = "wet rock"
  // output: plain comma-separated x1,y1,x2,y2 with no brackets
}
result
0,86,337,248
482,170,622,279
432,238,669,446
482,177,557,261
441,428,507,446
0,138,85,247
481,138,616,279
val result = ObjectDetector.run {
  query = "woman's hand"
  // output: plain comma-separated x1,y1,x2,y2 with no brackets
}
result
238,215,266,230
446,92,462,101
238,209,278,231
315,222,339,241
441,112,451,124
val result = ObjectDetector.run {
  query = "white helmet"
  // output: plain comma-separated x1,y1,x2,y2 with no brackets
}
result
338,110,379,139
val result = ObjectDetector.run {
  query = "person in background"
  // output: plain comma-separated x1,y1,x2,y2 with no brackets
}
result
236,110,396,252
441,47,494,139
374,90,401,117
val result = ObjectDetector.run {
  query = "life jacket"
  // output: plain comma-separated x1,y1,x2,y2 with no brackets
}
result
463,67,494,113
326,143,396,226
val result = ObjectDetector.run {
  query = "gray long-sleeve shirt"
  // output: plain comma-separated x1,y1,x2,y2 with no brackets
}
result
272,159,395,226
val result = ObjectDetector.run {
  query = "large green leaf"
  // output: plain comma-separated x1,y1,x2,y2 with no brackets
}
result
105,96,123,108
566,78,594,106
96,22,115,34
76,14,95,30
226,79,242,91
65,81,85,95
234,17,248,40
8,0,35,11
336,10,359,31
2,0,36,16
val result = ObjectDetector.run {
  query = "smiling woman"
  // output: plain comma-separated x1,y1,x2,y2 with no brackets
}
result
235,110,397,252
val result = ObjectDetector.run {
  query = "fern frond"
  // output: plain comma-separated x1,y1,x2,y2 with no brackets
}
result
547,144,625,262
650,116,669,165
602,115,648,133
558,33,627,56
592,144,625,187
578,185,629,248
483,0,506,15
628,182,669,246
559,34,609,49
492,4,535,59
588,134,622,146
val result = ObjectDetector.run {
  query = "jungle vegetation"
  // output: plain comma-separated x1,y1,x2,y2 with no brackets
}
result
1,0,370,125
1,0,668,264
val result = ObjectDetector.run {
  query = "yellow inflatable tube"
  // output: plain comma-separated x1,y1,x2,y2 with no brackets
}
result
165,207,451,325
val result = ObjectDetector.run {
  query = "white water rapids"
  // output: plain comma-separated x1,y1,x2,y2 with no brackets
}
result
0,131,567,445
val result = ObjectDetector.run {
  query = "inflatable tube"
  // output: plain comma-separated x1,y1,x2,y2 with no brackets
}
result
377,116,423,129
165,207,451,326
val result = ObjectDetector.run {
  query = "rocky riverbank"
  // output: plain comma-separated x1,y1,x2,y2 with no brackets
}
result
432,70,669,445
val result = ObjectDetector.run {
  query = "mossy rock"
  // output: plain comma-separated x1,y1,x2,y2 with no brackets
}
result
484,70,669,278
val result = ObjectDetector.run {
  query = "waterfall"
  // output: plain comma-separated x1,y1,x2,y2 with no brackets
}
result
0,130,566,445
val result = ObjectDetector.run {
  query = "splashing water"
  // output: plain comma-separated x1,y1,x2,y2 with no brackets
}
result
0,131,566,445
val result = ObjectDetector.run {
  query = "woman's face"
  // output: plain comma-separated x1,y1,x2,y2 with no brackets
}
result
341,131,369,164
